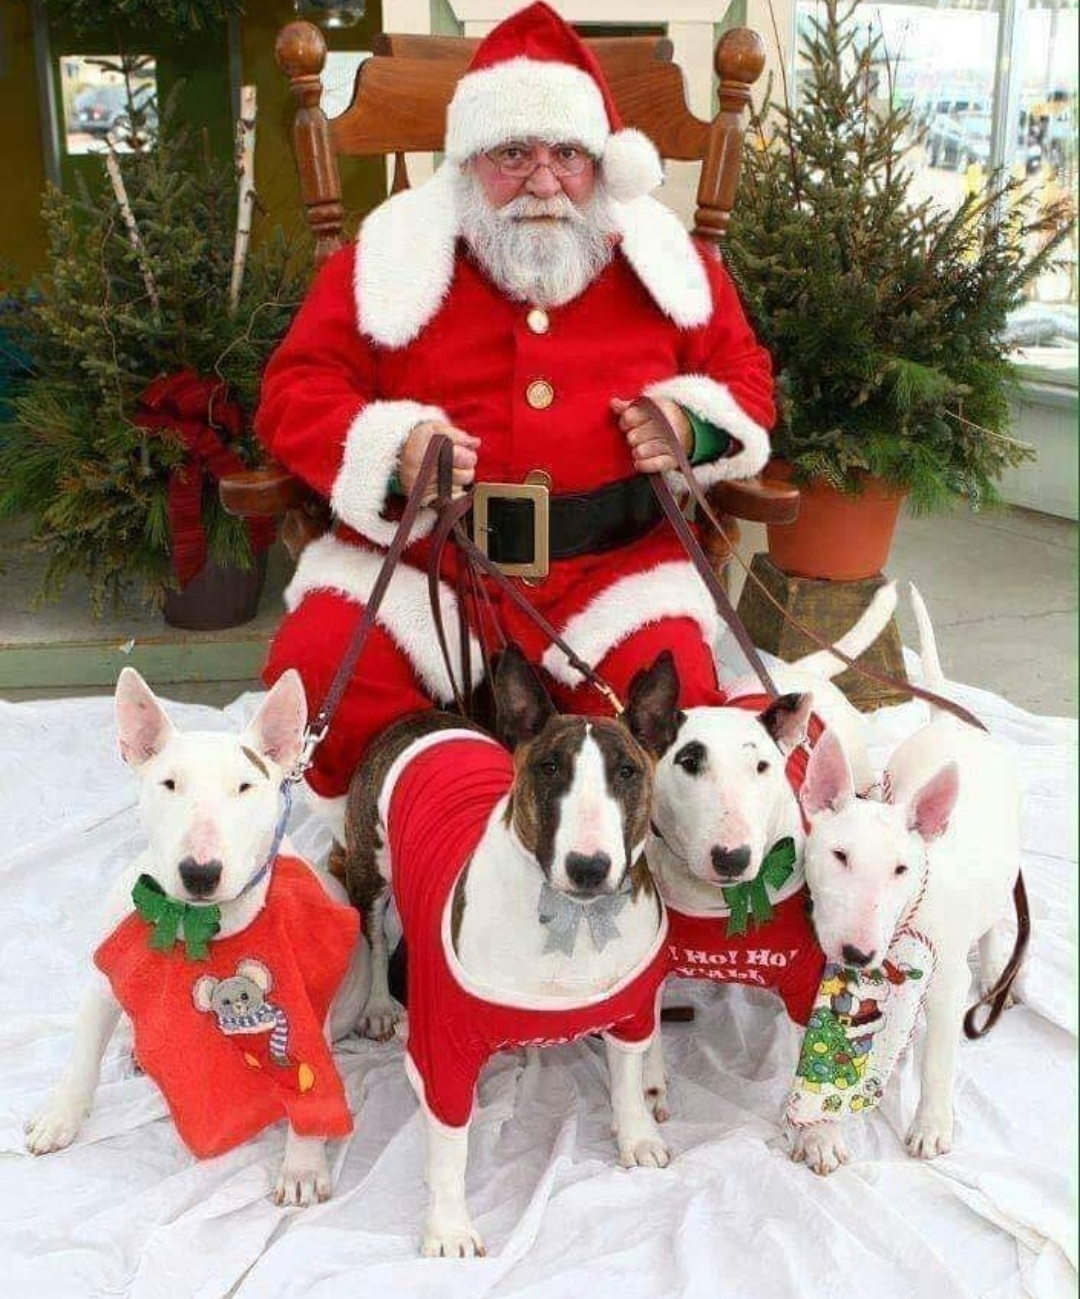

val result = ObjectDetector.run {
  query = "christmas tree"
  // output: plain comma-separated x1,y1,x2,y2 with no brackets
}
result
0,92,307,613
725,0,1072,511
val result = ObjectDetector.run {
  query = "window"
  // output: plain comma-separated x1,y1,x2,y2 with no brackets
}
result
794,0,1078,384
59,54,157,155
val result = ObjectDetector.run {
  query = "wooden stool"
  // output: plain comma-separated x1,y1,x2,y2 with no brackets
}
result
735,553,910,712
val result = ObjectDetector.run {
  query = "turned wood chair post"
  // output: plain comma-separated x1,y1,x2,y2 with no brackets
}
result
276,22,346,267
693,29,766,248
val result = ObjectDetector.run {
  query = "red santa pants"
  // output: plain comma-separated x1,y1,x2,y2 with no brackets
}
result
265,591,723,801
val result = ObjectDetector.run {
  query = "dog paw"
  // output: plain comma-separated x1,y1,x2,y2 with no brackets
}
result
359,996,401,1043
25,1091,90,1155
273,1147,332,1207
906,1110,953,1160
618,1123,671,1169
421,1217,485,1258
791,1124,849,1176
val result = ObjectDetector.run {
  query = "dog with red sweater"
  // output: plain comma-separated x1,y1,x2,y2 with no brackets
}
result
342,646,674,1258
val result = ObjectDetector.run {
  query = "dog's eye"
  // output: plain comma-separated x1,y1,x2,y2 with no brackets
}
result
161,778,176,792
894,863,908,876
238,782,253,794
756,759,770,774
833,849,849,866
616,761,639,782
537,757,559,777
674,742,705,775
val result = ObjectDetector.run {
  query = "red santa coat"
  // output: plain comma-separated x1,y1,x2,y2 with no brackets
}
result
662,695,826,1025
94,856,358,1158
257,165,774,704
383,733,669,1128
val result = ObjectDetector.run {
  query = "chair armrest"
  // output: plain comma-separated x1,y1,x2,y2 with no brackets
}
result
219,465,318,519
706,476,800,525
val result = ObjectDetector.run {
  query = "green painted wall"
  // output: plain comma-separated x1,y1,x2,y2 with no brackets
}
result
1,1,48,277
1,0,386,283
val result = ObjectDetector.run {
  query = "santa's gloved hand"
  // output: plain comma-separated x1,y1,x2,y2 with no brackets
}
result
611,396,692,474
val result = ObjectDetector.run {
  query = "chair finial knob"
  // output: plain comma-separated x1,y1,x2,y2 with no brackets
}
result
276,21,327,79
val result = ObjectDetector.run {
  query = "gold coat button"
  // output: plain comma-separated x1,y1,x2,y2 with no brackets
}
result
526,307,550,334
525,379,555,410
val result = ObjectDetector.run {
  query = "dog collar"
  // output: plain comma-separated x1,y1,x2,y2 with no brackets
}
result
236,782,294,901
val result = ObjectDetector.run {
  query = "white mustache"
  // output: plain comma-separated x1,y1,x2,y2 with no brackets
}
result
497,193,582,223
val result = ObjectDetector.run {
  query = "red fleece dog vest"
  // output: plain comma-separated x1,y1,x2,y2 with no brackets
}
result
664,694,826,1025
95,856,359,1158
386,736,669,1129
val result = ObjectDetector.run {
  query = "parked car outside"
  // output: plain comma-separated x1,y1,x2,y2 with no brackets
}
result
72,83,157,141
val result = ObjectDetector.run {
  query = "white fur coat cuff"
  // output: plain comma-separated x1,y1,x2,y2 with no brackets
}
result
644,374,770,489
329,400,448,546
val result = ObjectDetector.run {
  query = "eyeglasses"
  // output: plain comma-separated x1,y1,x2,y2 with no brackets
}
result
483,141,592,179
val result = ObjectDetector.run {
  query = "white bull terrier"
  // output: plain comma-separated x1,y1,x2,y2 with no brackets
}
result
791,585,1022,1173
26,669,371,1207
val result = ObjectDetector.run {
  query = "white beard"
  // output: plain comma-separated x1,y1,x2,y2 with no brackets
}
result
454,169,618,309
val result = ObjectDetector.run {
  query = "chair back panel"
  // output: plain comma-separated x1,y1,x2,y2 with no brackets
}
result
276,21,763,264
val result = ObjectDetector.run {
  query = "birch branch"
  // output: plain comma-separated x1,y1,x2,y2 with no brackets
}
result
229,84,258,315
104,149,160,318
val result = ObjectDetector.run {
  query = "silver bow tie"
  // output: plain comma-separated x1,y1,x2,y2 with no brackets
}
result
537,879,631,956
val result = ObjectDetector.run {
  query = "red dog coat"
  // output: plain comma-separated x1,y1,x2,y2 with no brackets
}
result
385,735,669,1128
95,856,359,1158
663,694,826,1025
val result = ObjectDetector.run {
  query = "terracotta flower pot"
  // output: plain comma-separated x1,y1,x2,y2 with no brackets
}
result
765,460,907,581
163,552,268,631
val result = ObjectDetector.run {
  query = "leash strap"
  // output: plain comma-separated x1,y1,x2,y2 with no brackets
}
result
963,872,1031,1039
291,437,448,779
428,439,625,714
634,397,990,733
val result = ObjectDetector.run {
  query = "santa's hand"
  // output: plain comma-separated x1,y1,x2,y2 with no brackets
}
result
611,396,692,474
399,421,480,498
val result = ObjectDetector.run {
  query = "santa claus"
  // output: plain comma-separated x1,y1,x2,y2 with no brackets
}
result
257,1,775,832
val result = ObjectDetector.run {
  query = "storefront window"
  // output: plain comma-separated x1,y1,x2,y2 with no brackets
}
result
795,0,1078,383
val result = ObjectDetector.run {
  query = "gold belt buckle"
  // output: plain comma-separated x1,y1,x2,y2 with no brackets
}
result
472,470,551,582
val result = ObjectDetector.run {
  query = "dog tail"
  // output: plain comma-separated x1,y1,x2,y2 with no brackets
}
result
910,583,947,706
790,580,898,680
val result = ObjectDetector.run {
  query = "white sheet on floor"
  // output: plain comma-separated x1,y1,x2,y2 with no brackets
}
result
0,662,1075,1299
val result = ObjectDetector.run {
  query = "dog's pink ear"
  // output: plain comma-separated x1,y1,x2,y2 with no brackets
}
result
244,670,308,773
758,692,814,755
907,762,960,842
800,728,854,818
115,667,176,766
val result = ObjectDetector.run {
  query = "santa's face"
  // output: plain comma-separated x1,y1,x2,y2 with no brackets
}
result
457,144,616,309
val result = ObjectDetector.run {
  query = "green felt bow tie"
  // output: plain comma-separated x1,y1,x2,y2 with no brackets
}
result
132,874,221,961
721,837,798,936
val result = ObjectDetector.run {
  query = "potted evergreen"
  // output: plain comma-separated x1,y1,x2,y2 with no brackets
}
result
726,0,1070,580
0,92,306,625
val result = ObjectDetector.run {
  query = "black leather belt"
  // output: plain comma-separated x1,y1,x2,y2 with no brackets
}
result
471,474,662,580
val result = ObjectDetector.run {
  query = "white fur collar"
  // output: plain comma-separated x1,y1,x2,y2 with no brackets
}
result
355,163,712,348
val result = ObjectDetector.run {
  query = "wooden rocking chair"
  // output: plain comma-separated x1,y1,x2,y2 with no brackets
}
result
219,20,798,571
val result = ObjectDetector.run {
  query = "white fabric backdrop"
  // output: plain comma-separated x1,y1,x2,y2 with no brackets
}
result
0,648,1075,1299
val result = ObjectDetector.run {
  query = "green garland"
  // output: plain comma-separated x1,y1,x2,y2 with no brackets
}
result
0,104,308,614
725,0,1072,511
48,0,244,34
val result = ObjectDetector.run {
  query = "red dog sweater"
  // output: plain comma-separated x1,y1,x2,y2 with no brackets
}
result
384,735,669,1128
663,694,826,1025
95,856,359,1158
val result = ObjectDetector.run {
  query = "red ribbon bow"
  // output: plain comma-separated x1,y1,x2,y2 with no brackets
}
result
136,370,274,587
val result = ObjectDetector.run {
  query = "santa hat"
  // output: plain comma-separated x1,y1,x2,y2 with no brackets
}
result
444,1,664,203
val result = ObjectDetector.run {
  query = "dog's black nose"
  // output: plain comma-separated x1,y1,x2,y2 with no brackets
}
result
179,858,223,898
841,943,875,968
710,845,751,879
565,851,611,892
